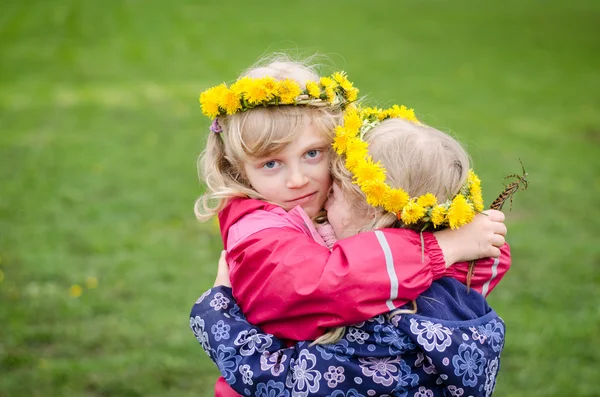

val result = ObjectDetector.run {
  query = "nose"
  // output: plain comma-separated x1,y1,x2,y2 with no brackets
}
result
286,165,309,189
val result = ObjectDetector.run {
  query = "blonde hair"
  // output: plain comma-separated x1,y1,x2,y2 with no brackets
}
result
313,118,470,345
195,55,343,221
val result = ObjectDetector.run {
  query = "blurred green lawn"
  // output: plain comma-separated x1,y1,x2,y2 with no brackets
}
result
1,0,599,396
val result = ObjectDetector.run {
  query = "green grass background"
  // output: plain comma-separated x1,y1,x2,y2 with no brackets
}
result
1,0,599,396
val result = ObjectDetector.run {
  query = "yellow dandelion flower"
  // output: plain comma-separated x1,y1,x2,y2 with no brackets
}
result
398,105,418,123
447,194,475,229
199,84,227,118
361,181,390,207
305,81,321,98
344,151,364,172
69,284,83,298
386,105,400,118
401,201,427,225
377,109,389,121
344,141,369,171
353,158,386,187
345,137,369,156
245,77,277,104
430,205,448,227
320,76,337,88
219,88,242,115
343,109,362,134
231,76,252,97
332,71,348,85
86,276,98,289
469,183,484,212
333,127,352,155
468,169,481,187
382,188,410,214
325,86,336,103
278,79,302,104
361,107,382,120
417,193,438,208
346,87,359,102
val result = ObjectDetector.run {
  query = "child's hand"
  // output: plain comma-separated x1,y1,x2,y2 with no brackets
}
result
434,210,507,268
213,250,232,287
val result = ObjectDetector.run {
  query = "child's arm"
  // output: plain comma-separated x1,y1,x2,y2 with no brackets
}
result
227,211,506,341
190,287,291,395
190,286,393,396
447,243,511,297
228,226,445,340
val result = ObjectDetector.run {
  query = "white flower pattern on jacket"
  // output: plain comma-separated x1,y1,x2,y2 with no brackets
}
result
190,284,506,397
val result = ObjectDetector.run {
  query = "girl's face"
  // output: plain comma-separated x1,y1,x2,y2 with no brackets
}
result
243,123,332,218
324,183,367,239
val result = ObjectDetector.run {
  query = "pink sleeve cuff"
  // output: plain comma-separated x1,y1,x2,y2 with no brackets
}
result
422,232,446,280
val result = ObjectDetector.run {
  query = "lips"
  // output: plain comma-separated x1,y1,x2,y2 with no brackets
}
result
287,192,317,205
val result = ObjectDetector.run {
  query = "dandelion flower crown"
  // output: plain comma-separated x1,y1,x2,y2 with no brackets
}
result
199,71,359,121
334,105,485,229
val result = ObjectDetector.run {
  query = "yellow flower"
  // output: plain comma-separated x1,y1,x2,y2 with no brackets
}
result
69,284,83,298
401,200,427,225
361,107,382,120
353,157,386,187
382,188,410,214
199,84,227,118
219,88,242,115
230,76,252,97
398,105,418,123
430,205,448,227
417,193,438,208
305,81,321,98
332,71,348,85
466,170,484,212
343,108,362,134
468,169,480,184
447,194,475,229
343,137,369,170
278,79,302,104
333,126,352,155
345,137,369,156
245,77,277,104
361,181,390,207
86,276,98,289
346,87,359,102
320,76,337,88
470,185,484,212
325,86,336,103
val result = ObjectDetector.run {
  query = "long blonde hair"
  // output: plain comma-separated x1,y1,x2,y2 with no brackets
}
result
195,55,343,221
313,118,470,345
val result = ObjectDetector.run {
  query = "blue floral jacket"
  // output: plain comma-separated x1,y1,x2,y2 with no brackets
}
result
190,278,505,397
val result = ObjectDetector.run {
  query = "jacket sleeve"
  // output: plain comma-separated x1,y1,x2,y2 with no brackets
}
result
190,287,307,395
228,226,447,340
190,287,396,396
446,243,511,297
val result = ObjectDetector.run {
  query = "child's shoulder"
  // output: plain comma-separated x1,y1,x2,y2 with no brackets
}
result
220,198,314,250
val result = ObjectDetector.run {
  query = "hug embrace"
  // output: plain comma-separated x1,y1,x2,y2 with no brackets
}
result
190,54,510,397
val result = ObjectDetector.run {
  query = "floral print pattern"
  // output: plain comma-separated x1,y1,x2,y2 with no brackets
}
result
191,286,506,397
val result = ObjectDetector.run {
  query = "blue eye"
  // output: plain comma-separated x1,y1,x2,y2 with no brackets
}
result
306,149,321,158
263,161,278,169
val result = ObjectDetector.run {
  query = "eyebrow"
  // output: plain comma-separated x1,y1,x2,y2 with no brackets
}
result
297,137,330,152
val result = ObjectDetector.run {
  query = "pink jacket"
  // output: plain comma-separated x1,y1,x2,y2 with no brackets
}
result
219,198,511,340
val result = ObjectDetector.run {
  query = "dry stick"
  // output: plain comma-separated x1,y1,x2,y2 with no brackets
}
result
466,161,528,291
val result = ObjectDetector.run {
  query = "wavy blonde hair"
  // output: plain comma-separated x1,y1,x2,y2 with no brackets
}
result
313,118,471,345
195,55,344,221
